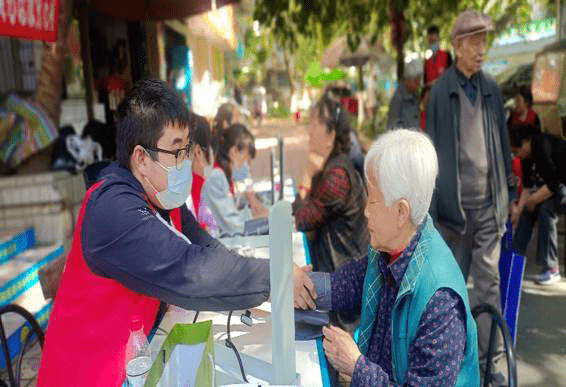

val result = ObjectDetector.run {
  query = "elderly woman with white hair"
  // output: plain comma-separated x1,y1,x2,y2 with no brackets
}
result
308,129,479,386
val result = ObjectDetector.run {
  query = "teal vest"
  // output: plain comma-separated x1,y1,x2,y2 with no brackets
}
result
360,215,480,386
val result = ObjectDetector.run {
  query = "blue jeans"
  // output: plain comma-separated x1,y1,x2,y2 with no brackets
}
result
512,184,566,271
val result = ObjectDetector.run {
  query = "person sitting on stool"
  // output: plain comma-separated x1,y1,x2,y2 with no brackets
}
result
511,126,566,285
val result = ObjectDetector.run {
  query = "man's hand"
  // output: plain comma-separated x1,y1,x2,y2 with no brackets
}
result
527,185,553,213
511,202,521,229
293,264,316,309
322,325,362,377
526,196,539,213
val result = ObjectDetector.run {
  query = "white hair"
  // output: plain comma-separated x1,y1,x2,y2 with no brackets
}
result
364,129,438,225
404,58,423,79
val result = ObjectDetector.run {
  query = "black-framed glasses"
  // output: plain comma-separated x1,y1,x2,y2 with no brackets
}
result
145,143,193,170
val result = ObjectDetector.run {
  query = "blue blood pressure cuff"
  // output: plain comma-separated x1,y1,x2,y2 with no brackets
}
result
295,309,330,341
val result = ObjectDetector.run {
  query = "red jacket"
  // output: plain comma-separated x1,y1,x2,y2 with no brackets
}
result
425,50,450,85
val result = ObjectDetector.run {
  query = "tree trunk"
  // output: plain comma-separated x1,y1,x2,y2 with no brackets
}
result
396,42,404,81
35,0,73,128
357,65,364,91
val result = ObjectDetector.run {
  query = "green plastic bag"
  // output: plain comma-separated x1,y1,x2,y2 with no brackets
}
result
144,320,215,387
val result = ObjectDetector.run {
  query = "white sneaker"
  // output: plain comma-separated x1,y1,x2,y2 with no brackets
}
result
536,269,560,285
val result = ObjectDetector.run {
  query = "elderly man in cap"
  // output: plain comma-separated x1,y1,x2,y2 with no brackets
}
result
426,9,517,377
387,59,423,130
308,129,479,386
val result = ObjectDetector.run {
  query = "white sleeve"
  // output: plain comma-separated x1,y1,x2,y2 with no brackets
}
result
201,169,251,236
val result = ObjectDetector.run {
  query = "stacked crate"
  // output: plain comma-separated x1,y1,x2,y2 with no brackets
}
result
0,227,64,368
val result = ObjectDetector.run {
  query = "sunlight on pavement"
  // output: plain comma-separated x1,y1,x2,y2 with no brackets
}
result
522,278,566,296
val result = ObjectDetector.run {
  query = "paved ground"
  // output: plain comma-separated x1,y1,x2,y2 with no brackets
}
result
515,229,566,387
5,117,566,386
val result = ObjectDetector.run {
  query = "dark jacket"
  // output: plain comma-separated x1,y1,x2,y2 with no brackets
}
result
522,133,566,192
82,162,270,311
293,153,369,272
426,66,517,235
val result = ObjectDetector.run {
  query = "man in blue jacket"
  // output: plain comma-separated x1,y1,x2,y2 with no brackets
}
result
38,79,316,386
426,9,517,375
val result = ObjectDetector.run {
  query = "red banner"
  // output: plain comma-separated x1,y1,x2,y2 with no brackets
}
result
0,0,59,42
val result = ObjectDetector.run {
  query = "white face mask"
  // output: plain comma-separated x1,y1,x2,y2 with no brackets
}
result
232,161,250,182
145,152,192,209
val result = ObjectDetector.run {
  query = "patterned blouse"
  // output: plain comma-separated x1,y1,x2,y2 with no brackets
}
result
317,230,467,386
293,166,351,232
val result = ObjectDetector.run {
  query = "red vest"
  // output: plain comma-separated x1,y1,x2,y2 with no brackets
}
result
425,50,449,84
191,171,205,219
37,182,182,387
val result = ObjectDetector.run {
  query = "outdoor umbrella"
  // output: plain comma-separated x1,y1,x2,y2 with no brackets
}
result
321,36,383,90
320,36,383,68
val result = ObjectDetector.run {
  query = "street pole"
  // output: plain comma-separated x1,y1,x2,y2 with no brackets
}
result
79,0,94,122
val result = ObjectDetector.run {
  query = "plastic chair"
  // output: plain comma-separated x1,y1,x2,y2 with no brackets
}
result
472,303,517,387
0,304,44,387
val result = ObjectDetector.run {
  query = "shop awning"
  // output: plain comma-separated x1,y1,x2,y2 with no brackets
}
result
92,0,239,21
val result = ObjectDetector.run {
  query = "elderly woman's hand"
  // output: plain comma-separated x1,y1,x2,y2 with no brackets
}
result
322,325,361,377
293,264,317,309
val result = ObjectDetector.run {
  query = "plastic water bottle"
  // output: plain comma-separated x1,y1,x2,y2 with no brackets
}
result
125,315,152,387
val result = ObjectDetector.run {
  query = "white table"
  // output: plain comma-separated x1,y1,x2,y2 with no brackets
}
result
151,232,329,386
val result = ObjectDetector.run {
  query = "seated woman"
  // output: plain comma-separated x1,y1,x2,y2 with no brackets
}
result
310,130,479,386
202,123,267,236
187,113,213,221
293,95,370,273
212,102,240,154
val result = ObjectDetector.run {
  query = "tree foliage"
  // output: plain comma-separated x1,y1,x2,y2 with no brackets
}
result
254,0,385,54
239,14,276,82
254,0,546,63
404,0,537,54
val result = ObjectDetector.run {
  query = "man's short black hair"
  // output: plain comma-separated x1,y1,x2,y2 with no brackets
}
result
427,26,439,35
116,79,190,168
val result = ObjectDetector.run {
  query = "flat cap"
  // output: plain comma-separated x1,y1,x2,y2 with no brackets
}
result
452,9,493,41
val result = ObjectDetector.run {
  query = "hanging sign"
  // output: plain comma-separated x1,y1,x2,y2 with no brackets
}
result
0,0,59,42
